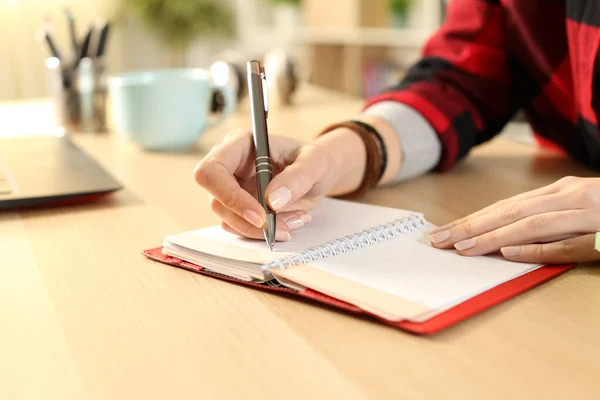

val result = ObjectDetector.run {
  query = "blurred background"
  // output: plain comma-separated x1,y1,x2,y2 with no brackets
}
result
0,0,447,101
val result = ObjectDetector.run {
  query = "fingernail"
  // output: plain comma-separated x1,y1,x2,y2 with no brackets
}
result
243,209,264,228
275,230,291,241
431,223,452,233
301,214,312,224
454,238,478,251
284,217,304,231
268,186,292,210
429,230,451,244
501,246,522,257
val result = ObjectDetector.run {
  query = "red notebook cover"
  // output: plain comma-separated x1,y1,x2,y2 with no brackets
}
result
142,247,574,335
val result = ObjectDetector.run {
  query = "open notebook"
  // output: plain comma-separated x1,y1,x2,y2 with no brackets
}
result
145,198,573,334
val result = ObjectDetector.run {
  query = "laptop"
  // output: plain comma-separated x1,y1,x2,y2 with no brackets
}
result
0,134,122,210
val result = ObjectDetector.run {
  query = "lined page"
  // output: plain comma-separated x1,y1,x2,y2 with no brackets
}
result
308,228,540,310
186,198,418,255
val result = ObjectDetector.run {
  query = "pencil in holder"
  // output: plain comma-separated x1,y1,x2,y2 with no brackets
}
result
46,56,108,133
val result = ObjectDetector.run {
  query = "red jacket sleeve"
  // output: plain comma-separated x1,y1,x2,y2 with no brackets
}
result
364,0,523,172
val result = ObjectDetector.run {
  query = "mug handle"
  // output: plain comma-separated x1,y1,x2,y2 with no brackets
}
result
205,84,237,130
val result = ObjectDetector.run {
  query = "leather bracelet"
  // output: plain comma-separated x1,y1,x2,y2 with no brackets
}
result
316,120,384,199
351,120,387,181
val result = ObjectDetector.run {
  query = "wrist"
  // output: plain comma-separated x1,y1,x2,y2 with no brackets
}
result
314,127,367,196
313,115,404,196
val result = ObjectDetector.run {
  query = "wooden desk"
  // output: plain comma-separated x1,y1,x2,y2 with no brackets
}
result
2,86,599,399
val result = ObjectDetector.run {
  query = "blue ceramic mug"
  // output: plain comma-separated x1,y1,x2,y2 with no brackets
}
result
108,69,236,151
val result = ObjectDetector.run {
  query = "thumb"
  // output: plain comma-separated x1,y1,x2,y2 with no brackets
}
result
265,144,330,211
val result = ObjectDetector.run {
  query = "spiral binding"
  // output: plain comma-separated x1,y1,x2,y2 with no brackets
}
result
261,214,427,273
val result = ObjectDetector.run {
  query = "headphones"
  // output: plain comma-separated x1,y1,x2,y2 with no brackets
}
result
209,49,300,112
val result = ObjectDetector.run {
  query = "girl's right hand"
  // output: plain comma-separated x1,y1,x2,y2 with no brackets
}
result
193,130,342,241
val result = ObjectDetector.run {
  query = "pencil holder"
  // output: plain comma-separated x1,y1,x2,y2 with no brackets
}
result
46,57,108,133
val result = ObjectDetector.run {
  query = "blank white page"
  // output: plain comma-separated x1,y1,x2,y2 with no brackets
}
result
188,198,418,255
308,228,540,310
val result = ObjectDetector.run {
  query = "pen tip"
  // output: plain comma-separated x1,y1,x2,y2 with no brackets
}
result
269,243,273,252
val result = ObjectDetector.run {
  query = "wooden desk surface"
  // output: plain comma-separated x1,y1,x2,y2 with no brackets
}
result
2,86,599,399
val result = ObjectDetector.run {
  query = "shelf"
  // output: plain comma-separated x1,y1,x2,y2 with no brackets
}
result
293,27,432,48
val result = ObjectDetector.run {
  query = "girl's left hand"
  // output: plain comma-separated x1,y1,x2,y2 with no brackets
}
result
428,176,600,264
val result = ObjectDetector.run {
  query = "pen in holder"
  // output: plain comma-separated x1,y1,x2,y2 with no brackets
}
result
46,56,107,133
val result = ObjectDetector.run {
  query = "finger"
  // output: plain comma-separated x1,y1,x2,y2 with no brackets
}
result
265,144,332,211
501,234,599,264
429,192,572,248
216,213,298,242
222,131,302,178
220,221,292,242
220,221,247,237
220,221,294,242
430,184,561,234
207,130,256,177
218,211,290,242
536,233,580,243
211,196,311,241
195,135,266,228
453,210,600,256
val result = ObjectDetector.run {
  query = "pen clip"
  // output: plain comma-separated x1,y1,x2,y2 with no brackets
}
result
260,70,269,118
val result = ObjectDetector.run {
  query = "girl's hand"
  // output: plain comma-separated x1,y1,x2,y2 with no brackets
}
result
194,130,340,242
428,176,600,264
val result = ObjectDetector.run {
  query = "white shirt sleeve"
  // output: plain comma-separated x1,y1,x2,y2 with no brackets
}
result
361,101,442,181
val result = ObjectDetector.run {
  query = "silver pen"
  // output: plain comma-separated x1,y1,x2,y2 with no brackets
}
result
247,60,276,251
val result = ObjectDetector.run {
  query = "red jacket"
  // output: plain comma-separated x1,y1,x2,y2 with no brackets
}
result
365,0,600,171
